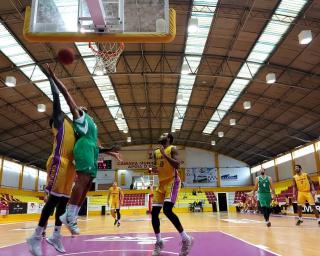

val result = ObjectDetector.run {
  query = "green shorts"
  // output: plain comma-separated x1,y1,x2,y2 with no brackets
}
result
74,140,98,178
258,193,272,208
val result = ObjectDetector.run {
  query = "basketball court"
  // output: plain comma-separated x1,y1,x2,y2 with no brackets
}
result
0,0,320,256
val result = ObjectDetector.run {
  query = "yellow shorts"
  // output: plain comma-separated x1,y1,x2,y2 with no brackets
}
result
46,155,76,197
110,200,120,209
153,176,181,206
297,191,315,205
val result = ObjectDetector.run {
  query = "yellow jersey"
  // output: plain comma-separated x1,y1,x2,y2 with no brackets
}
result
154,145,178,184
47,119,75,162
294,172,310,192
109,186,122,202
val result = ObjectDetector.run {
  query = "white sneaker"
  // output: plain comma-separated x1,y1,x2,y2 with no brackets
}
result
179,236,194,256
60,212,80,235
26,235,43,256
46,234,66,253
152,240,164,256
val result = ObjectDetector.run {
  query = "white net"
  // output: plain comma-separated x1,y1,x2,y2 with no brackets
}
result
89,42,124,74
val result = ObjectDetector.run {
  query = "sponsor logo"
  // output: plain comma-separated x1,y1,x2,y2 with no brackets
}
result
303,205,320,213
86,235,173,245
221,174,238,180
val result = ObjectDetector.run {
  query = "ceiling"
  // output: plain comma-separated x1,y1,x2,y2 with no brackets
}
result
0,0,320,168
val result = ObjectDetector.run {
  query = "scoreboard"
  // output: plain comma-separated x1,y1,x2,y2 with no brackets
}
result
98,159,112,171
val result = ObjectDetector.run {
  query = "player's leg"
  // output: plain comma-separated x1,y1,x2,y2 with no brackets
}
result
296,192,305,225
27,195,60,256
306,193,320,225
116,208,121,227
60,172,92,235
46,196,69,253
110,201,117,225
151,186,164,256
163,178,193,256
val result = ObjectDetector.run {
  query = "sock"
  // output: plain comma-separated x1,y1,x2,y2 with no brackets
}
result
298,217,302,220
53,226,61,236
317,218,320,222
35,226,44,237
75,206,81,216
67,204,78,219
180,231,189,241
155,233,161,242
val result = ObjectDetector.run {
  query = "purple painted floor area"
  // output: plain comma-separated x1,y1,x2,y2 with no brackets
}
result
0,232,277,256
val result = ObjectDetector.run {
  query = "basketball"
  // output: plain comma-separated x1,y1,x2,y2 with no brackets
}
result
57,48,75,65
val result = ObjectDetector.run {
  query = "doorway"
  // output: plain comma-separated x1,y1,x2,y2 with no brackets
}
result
218,193,228,212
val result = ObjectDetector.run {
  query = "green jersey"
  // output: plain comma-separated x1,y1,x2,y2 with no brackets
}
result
258,176,271,194
73,112,98,177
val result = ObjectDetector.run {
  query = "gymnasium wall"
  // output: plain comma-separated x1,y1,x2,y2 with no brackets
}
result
0,156,47,191
112,145,250,188
251,141,320,182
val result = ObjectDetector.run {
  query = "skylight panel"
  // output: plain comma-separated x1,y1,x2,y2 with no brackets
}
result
276,153,292,164
262,160,275,169
171,1,218,131
76,42,129,134
203,0,307,135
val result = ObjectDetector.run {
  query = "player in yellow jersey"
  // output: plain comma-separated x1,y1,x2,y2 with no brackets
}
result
107,181,124,227
293,164,320,226
151,133,193,256
27,66,76,256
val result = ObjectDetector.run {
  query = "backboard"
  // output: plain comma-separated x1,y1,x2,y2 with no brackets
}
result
23,0,176,43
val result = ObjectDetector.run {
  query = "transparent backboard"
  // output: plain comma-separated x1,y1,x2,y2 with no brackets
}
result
30,0,169,34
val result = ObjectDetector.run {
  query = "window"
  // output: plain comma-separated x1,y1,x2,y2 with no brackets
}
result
276,153,292,165
292,144,314,159
262,160,275,169
251,165,262,173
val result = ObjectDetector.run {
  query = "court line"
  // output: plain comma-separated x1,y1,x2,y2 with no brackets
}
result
219,231,282,256
57,249,178,256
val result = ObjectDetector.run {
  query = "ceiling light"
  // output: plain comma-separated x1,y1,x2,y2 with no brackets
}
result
116,112,123,119
188,18,199,33
127,137,131,143
139,106,146,110
171,127,176,133
229,119,236,126
37,104,46,112
218,131,224,138
123,128,128,134
211,140,216,146
266,73,276,84
181,63,190,75
298,30,312,45
5,76,16,87
243,101,251,110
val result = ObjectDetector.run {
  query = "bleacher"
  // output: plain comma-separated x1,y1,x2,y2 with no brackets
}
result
123,193,145,206
205,191,217,203
13,195,43,203
1,193,20,203
233,191,250,203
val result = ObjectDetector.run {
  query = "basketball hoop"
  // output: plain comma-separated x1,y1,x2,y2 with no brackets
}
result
89,42,124,74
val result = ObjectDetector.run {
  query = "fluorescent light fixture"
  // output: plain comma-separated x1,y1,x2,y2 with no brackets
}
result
211,140,216,146
0,23,73,119
218,131,224,138
181,63,190,74
127,137,131,143
5,76,16,87
202,0,308,134
123,128,128,134
266,73,276,84
37,104,46,112
171,1,218,132
243,101,251,110
298,30,312,45
188,18,199,33
229,119,236,126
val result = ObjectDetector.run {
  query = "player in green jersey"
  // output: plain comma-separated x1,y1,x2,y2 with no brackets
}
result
47,65,121,235
253,168,275,227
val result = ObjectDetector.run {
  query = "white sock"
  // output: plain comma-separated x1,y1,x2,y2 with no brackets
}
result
317,218,320,222
53,226,61,237
35,226,44,237
180,231,189,241
75,206,81,216
67,204,78,218
299,217,302,220
155,233,161,242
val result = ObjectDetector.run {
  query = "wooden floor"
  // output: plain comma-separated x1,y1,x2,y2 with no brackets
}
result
0,212,319,256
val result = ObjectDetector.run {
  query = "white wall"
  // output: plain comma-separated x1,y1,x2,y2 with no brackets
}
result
22,166,37,190
277,161,292,180
294,153,316,174
184,148,215,168
1,160,21,189
38,171,47,191
219,155,251,186
95,171,115,190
